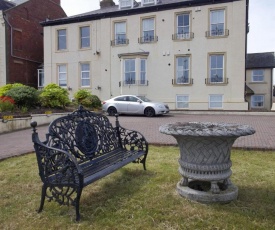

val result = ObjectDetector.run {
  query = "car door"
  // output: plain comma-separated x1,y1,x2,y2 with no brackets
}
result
127,96,143,114
114,96,128,113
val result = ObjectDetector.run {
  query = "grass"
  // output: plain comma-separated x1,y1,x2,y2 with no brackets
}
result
1,146,275,229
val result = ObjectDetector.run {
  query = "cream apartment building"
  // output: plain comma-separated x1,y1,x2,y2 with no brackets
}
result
42,0,249,110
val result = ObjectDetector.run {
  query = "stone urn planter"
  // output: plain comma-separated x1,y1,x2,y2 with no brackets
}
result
159,122,255,203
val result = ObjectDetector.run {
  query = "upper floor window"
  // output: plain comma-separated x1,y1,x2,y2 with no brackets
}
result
140,17,157,43
80,26,90,49
113,21,128,46
58,64,67,87
251,95,264,108
120,0,132,8
175,13,191,40
176,56,190,84
206,9,228,37
80,63,90,87
209,94,223,109
57,29,66,50
252,70,264,82
209,54,224,83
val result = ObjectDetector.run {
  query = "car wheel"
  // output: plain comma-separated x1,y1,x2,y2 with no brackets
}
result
107,107,117,116
144,107,155,117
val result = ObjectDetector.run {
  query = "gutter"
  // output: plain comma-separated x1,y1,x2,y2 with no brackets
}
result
3,14,42,64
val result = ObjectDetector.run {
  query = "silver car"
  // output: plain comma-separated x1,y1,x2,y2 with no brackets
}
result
102,95,169,117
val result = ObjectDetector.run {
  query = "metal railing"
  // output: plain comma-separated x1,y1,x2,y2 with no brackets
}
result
172,78,193,85
172,32,194,40
205,29,229,37
119,80,149,87
205,77,229,85
138,36,158,43
111,38,129,46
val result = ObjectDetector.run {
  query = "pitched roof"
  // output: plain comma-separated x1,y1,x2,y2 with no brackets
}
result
0,0,15,10
41,0,241,26
246,52,275,69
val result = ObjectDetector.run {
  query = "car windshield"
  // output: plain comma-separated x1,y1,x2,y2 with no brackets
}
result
136,96,151,102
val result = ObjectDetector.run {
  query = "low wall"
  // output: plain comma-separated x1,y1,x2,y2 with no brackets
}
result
0,113,69,134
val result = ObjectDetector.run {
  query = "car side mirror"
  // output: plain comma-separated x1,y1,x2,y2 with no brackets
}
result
138,100,142,103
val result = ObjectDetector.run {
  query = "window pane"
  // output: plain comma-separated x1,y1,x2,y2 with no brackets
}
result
80,26,90,48
209,95,223,108
176,57,189,84
124,59,135,83
140,59,146,84
176,95,189,108
210,10,225,36
81,63,90,87
58,29,66,50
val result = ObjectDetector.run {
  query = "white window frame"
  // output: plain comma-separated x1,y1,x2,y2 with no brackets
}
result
80,26,90,49
176,13,190,39
80,63,90,87
251,95,264,108
140,59,147,85
252,69,264,82
209,94,223,109
124,59,136,84
210,9,225,36
209,54,224,83
142,17,155,43
176,95,189,109
176,56,190,84
119,0,132,8
57,29,67,50
114,21,127,45
58,64,67,87
37,69,44,88
142,0,155,5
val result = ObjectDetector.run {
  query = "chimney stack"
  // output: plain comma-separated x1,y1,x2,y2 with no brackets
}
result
100,0,115,9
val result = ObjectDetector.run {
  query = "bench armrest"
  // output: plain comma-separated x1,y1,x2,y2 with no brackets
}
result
32,136,83,186
118,126,148,153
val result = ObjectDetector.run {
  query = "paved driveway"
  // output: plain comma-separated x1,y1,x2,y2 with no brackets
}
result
0,113,274,161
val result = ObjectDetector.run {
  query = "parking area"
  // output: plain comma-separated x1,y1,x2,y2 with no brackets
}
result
0,112,275,160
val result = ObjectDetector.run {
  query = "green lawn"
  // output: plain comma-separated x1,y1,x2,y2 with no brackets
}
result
1,146,275,229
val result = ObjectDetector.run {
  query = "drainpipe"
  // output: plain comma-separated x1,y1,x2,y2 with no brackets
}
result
3,14,41,64
244,0,249,108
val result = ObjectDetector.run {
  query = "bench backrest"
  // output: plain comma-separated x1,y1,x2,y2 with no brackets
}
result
46,107,121,161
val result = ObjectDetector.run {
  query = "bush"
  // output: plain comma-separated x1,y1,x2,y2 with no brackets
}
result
39,83,70,108
5,85,39,109
0,83,23,96
0,96,15,112
74,89,101,108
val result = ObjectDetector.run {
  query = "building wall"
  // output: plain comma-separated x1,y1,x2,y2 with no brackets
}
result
4,0,66,87
44,0,248,110
246,68,273,111
0,11,6,86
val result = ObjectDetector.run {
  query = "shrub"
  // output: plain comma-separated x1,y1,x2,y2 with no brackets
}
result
39,83,70,108
0,83,23,96
5,86,39,109
0,96,15,112
74,89,101,108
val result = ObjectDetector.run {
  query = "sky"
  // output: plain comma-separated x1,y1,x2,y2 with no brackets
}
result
61,0,275,54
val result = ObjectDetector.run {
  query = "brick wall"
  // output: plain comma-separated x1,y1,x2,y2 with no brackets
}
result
5,0,66,87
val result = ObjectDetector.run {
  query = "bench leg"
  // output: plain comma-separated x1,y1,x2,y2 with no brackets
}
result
141,154,148,170
37,184,46,213
75,188,83,221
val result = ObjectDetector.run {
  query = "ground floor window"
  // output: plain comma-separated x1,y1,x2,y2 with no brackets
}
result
58,64,67,87
37,69,44,88
80,63,90,87
176,95,189,109
209,94,223,109
123,58,147,85
251,95,264,108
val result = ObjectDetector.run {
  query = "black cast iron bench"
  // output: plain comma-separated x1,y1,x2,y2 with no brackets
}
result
30,106,148,221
